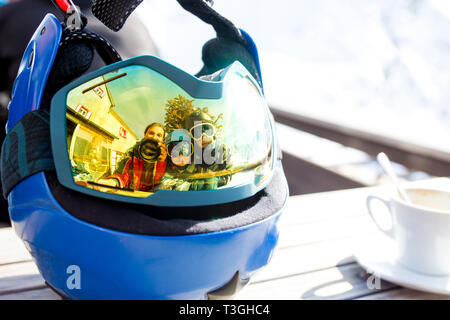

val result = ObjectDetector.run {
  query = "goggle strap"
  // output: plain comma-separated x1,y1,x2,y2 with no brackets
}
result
89,0,260,83
1,110,55,198
92,0,144,32
91,0,245,44
176,0,245,44
197,37,262,87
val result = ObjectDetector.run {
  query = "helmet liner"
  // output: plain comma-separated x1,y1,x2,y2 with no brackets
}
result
45,166,287,236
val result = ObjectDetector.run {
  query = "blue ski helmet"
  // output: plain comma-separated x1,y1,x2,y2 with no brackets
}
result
1,0,288,299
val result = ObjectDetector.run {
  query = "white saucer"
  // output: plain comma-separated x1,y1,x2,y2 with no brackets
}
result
353,235,450,295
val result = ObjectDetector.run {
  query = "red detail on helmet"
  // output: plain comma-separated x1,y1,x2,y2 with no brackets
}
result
55,0,71,12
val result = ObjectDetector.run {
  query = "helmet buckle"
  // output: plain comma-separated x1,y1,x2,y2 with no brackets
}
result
65,2,83,31
51,0,85,31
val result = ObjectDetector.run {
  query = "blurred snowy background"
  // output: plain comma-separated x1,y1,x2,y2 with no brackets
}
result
138,0,450,154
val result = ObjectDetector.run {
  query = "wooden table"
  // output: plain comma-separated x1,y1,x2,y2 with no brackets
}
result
1,178,449,300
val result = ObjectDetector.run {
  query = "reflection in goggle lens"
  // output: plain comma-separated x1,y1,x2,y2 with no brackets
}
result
190,122,216,140
65,64,273,198
138,138,161,162
168,141,193,158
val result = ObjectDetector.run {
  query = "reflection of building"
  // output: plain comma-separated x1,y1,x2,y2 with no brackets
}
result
67,77,138,179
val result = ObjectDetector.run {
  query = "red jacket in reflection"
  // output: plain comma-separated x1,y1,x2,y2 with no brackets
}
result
108,157,167,191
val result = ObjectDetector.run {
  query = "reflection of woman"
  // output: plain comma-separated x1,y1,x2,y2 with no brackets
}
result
99,123,167,191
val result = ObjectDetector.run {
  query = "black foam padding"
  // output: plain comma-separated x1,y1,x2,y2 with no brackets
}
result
41,40,94,111
60,29,121,65
1,110,55,198
41,28,123,110
45,165,288,236
197,37,262,87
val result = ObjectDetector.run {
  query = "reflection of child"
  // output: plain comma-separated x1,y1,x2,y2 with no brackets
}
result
159,130,194,191
99,123,167,191
159,112,231,191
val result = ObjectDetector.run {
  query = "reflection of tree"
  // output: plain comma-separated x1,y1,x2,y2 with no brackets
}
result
164,94,223,134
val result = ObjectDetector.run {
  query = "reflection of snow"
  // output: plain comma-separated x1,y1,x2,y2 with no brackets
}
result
139,0,450,154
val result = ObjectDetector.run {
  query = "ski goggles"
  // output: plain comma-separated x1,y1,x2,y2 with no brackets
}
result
49,55,275,206
168,141,194,158
190,123,217,141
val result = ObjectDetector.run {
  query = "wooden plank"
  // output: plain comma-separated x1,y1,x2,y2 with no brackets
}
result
277,123,385,186
278,216,378,249
254,191,383,282
0,288,61,300
271,107,450,176
0,261,45,295
250,178,450,299
357,288,450,300
253,179,450,283
0,228,32,265
278,188,381,250
276,122,371,168
237,263,397,300
253,237,359,282
281,152,365,196
280,185,373,226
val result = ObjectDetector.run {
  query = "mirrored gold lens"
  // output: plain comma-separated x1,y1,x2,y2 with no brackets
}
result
65,64,272,197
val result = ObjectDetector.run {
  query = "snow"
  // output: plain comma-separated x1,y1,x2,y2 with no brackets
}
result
137,0,450,155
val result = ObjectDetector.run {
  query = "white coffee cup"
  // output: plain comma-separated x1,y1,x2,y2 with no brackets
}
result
366,188,450,276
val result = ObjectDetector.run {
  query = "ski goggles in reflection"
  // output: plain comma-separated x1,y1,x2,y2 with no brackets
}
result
168,141,194,158
50,55,275,206
190,123,217,140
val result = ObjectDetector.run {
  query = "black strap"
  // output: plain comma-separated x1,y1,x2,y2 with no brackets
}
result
1,110,54,198
91,0,246,44
92,0,144,32
175,0,245,44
